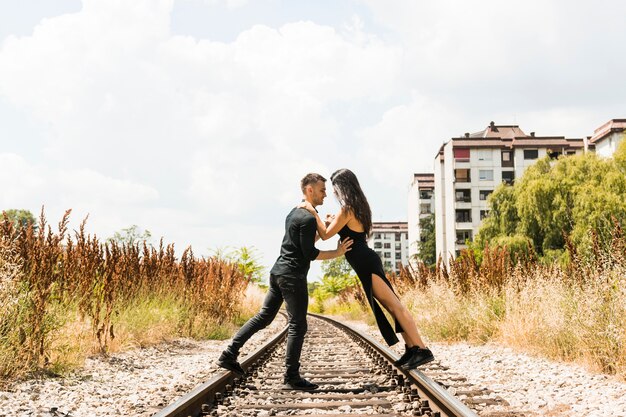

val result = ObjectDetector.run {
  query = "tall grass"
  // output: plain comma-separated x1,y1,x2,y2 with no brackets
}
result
397,223,626,379
0,210,252,381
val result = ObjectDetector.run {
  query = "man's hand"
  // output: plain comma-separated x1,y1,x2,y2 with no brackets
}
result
337,237,353,255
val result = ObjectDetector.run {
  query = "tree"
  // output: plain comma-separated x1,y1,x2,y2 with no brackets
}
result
476,183,519,248
475,150,626,261
230,246,266,283
416,214,436,267
2,209,36,230
210,246,266,283
108,225,152,246
317,257,358,296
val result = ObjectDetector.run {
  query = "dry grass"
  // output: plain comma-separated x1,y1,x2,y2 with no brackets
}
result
0,210,252,382
397,225,626,380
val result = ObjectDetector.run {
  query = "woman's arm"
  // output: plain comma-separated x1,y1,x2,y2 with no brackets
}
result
299,202,350,241
321,208,349,240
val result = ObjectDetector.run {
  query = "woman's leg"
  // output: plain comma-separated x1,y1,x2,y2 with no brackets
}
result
371,273,427,349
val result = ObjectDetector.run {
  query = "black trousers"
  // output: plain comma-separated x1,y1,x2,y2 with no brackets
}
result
226,274,309,380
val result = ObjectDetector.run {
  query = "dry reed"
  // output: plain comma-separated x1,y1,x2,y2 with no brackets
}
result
395,221,626,379
0,209,250,381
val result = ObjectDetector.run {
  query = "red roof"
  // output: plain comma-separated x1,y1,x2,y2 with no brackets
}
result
372,222,408,230
589,119,626,144
469,122,526,139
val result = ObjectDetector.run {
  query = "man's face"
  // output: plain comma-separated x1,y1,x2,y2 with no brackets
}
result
308,180,327,206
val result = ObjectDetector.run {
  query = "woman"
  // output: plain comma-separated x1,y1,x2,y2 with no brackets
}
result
300,168,434,370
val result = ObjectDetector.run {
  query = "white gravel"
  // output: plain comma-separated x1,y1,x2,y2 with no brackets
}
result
0,317,287,417
1,315,625,417
342,319,626,417
428,341,626,417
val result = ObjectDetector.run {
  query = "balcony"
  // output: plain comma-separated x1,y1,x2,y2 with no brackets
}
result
456,230,473,244
455,192,471,203
455,209,472,225
501,150,514,168
454,168,471,183
502,171,515,185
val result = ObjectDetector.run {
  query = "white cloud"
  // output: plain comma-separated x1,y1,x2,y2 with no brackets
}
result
1,0,624,272
199,0,248,9
0,0,406,269
0,152,160,240
0,153,45,203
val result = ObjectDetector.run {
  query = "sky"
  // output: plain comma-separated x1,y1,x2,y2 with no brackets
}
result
1,0,625,280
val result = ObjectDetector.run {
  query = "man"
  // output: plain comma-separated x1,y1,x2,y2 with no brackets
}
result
217,173,353,391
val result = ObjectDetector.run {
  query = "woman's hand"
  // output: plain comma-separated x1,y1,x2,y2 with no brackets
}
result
298,201,316,214
324,214,335,227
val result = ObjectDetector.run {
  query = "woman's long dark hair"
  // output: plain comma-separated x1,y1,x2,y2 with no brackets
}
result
330,168,372,236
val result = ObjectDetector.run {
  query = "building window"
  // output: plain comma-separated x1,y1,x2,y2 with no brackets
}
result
455,169,471,182
374,233,381,239
455,189,471,203
479,190,493,200
395,232,402,241
524,149,538,160
384,252,391,258
501,150,514,167
374,242,382,249
454,148,470,161
479,170,494,181
502,171,515,185
456,230,473,244
420,190,433,199
420,204,431,214
455,209,472,223
480,210,490,220
477,149,492,161
384,261,392,269
384,242,391,249
395,243,402,250
395,252,402,259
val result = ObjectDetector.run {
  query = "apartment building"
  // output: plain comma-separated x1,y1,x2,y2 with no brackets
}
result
589,119,626,158
434,121,586,264
407,173,435,263
367,222,409,274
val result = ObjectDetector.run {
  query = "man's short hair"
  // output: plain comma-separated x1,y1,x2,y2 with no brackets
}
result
301,173,326,193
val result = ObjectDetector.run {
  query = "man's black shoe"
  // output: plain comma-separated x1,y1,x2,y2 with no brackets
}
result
401,347,434,370
216,351,245,376
394,344,413,367
283,377,319,391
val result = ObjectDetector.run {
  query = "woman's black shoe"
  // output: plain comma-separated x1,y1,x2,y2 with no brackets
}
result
400,347,434,370
394,344,414,367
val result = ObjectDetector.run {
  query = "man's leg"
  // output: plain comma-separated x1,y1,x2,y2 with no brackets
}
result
218,275,283,373
277,276,310,383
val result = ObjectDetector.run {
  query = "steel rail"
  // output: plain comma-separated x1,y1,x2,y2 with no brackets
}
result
310,312,479,417
152,318,288,417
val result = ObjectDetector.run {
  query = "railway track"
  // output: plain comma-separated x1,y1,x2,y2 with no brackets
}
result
154,313,479,417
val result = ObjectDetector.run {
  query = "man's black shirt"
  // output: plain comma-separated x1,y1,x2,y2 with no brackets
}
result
269,207,320,279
